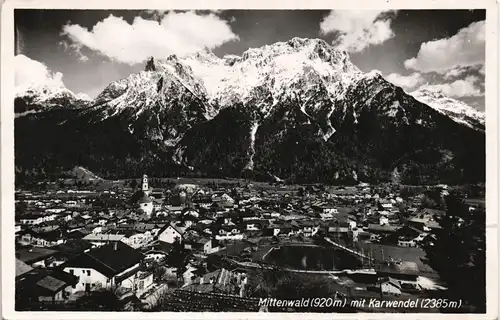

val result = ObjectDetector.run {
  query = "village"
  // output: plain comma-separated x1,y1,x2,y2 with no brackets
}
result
14,174,485,312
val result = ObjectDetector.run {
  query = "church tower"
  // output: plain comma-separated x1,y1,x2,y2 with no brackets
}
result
142,174,150,195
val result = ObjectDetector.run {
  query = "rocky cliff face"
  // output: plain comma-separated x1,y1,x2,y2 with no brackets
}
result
14,38,485,184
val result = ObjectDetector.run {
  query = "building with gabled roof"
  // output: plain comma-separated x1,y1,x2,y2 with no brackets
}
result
157,223,185,244
15,267,78,308
62,241,145,294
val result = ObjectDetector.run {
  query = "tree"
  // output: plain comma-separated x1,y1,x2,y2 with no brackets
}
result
15,201,28,215
421,191,486,313
153,264,167,282
75,288,121,311
130,179,138,190
167,237,189,282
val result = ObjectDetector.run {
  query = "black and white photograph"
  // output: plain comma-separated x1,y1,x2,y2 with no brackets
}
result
2,1,498,319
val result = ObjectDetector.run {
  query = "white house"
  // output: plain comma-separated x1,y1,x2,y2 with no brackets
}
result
397,238,417,247
203,239,221,254
20,215,44,226
215,232,244,241
157,224,184,244
320,205,338,215
379,216,389,226
379,277,402,296
62,242,145,295
319,213,334,221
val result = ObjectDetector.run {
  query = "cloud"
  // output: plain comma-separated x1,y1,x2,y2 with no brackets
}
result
319,10,397,52
386,72,425,90
404,20,485,73
416,76,483,98
478,65,485,75
61,11,239,65
15,54,65,89
444,66,470,80
60,40,89,62
443,64,485,80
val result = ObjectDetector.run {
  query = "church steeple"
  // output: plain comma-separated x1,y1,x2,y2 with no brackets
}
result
142,174,149,193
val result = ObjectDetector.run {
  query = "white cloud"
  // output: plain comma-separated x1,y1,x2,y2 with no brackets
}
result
444,66,470,80
416,76,483,98
61,12,239,65
478,65,485,75
405,20,485,73
15,54,65,89
386,72,425,90
319,10,397,52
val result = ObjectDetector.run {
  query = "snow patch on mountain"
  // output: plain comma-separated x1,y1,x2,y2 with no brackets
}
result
92,56,215,122
410,87,485,131
181,38,363,111
15,81,92,116
16,83,74,103
75,93,92,101
244,120,260,170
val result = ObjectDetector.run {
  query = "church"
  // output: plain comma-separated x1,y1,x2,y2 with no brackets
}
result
134,174,153,216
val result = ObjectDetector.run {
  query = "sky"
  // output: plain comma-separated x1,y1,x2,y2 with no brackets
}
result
15,9,486,110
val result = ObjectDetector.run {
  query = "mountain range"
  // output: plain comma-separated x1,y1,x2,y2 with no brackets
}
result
15,37,485,185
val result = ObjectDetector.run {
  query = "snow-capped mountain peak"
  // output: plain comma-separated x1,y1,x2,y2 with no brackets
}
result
410,87,485,131
180,37,363,109
15,81,91,116
16,82,73,102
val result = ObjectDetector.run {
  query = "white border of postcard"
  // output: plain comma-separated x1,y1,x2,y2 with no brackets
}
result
1,0,498,319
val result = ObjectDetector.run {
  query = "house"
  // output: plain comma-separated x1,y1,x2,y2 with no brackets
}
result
157,223,185,244
397,238,417,248
16,259,33,279
408,216,442,232
213,193,235,204
327,221,351,234
319,212,334,221
62,241,145,294
379,216,389,226
135,271,154,297
192,195,213,209
182,264,198,284
15,268,79,308
376,261,420,283
394,225,425,247
121,230,153,248
366,224,399,234
181,268,248,297
143,250,168,264
215,226,244,240
318,205,338,215
244,219,269,231
263,223,282,237
378,277,402,296
47,239,93,267
19,214,44,226
300,220,320,237
203,238,221,254
82,233,126,247
378,203,393,211
165,205,184,215
16,246,58,268
19,229,65,247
